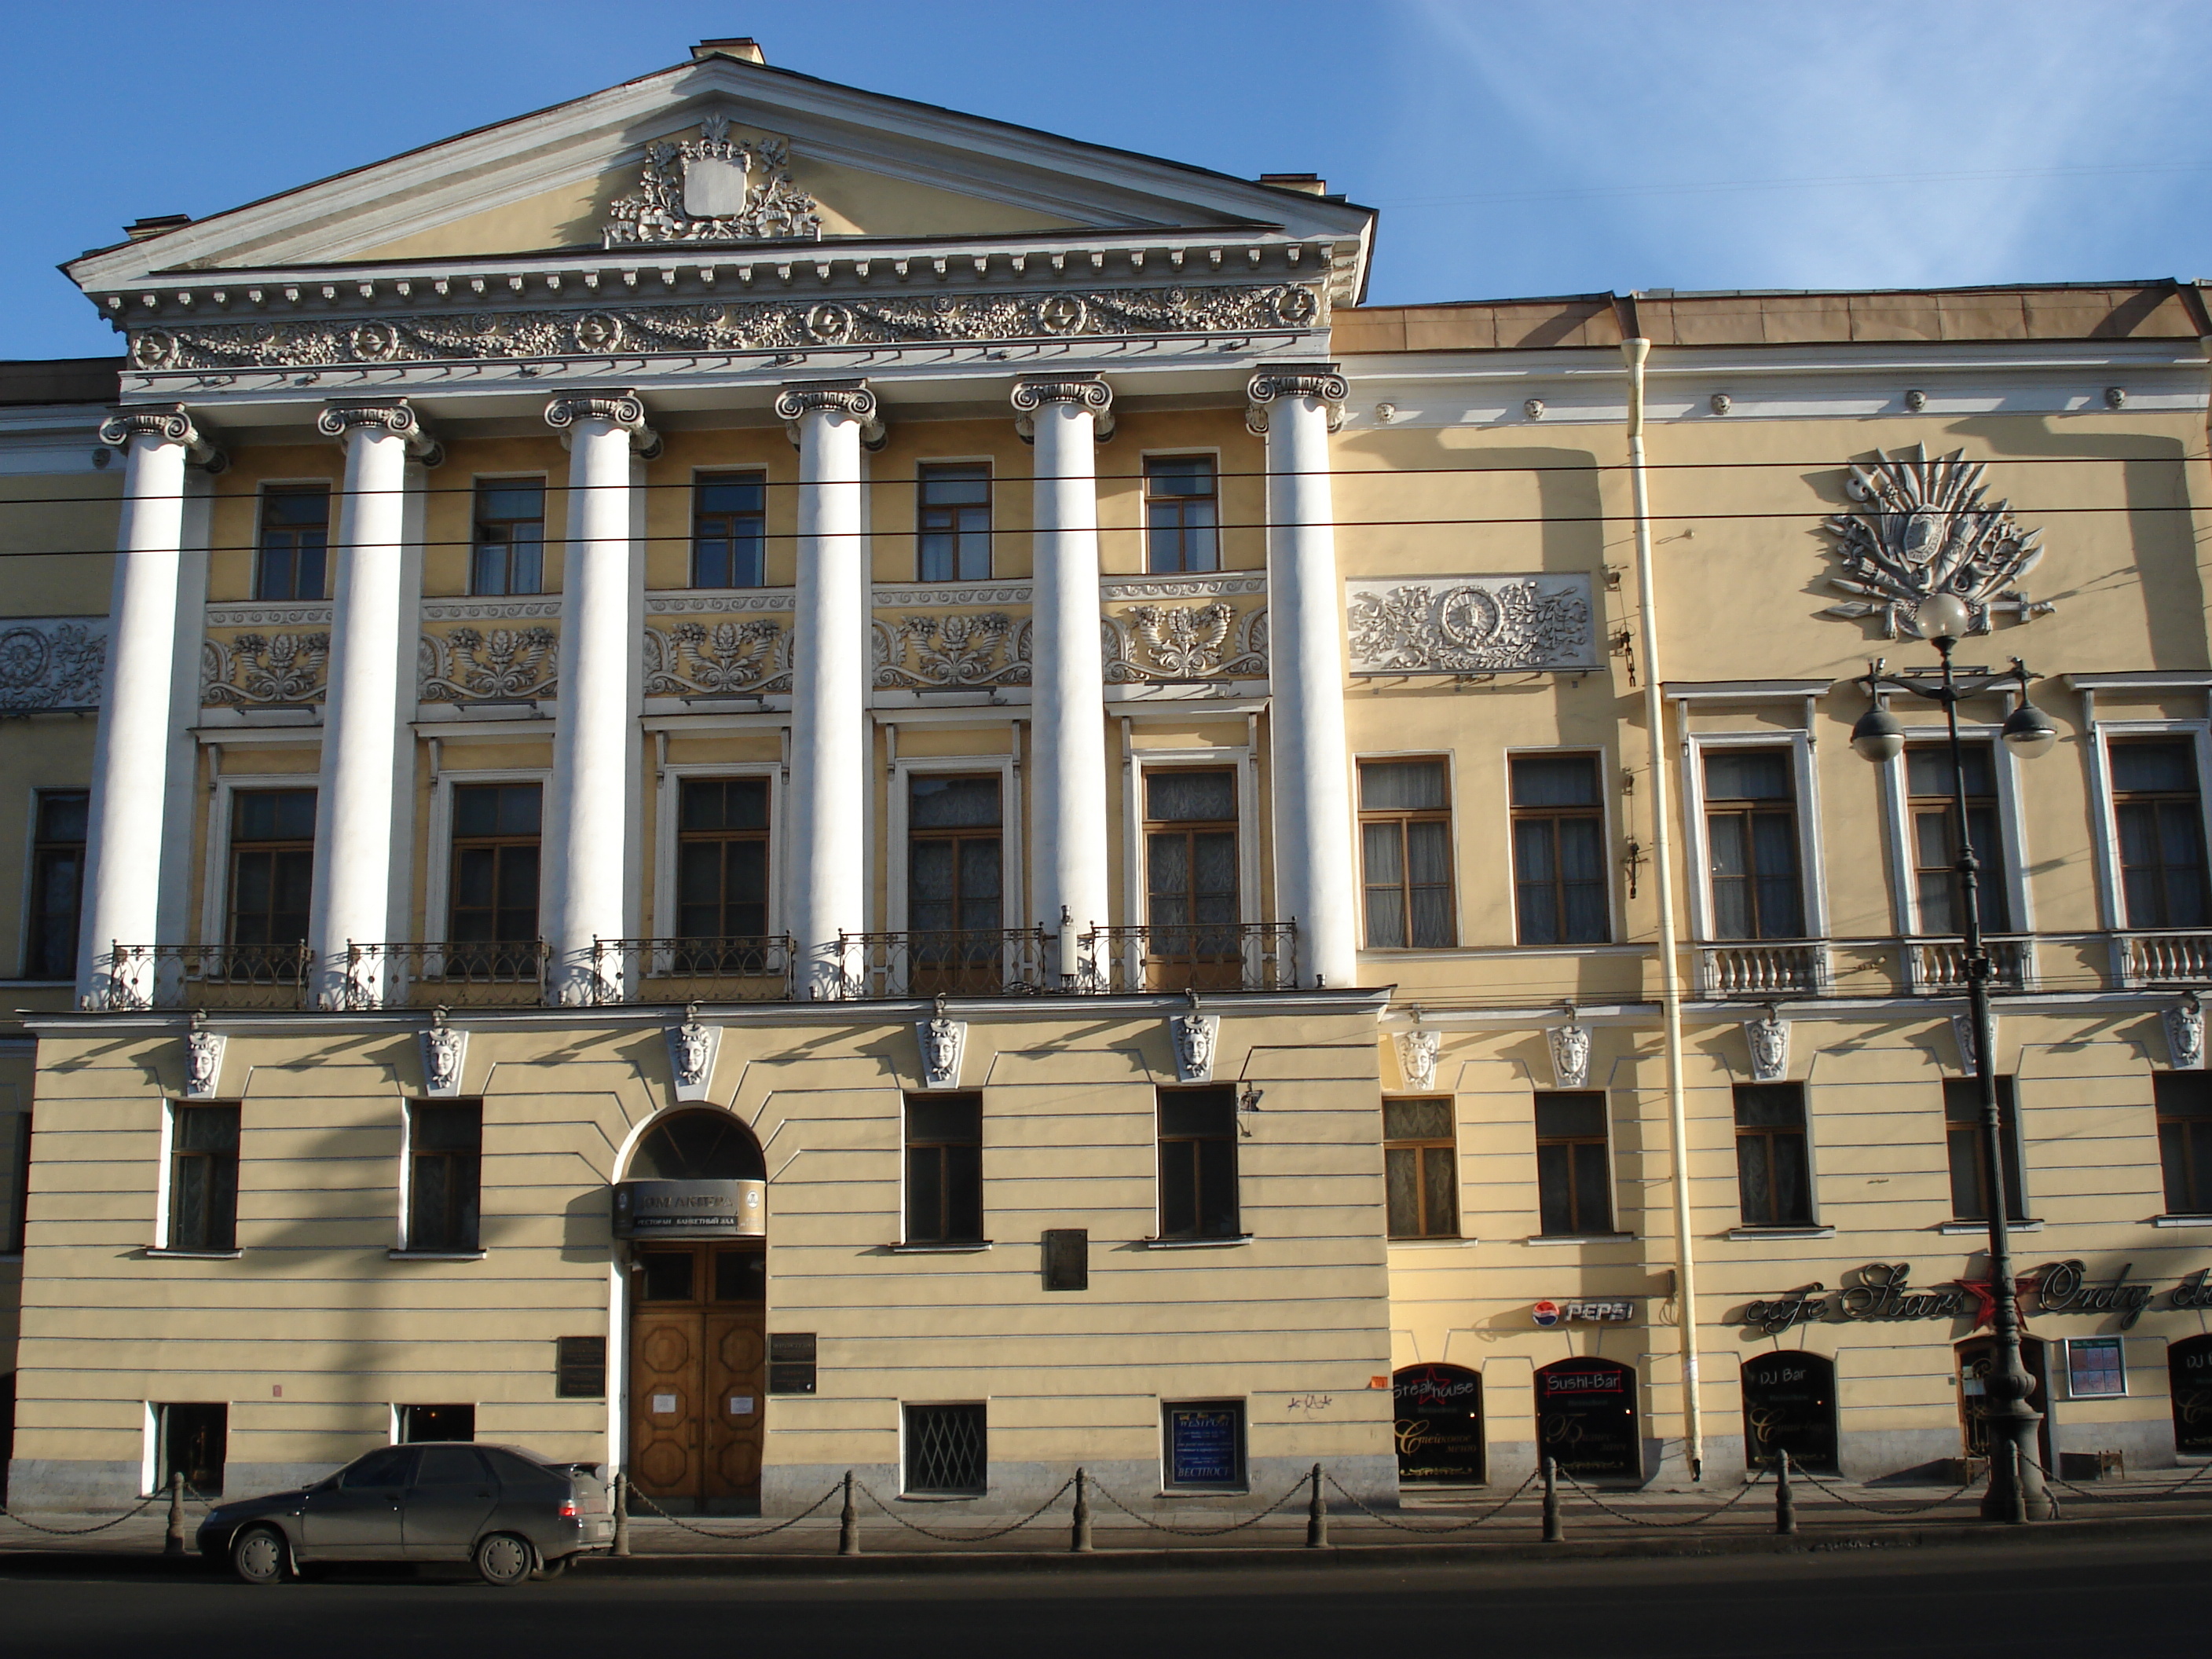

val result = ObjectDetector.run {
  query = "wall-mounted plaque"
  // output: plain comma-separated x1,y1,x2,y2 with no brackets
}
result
613,1178,765,1239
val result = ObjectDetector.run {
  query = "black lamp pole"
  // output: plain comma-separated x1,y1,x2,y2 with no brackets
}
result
1853,606,2058,1524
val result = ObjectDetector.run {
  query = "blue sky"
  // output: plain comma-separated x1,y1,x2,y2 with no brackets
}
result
2,0,2206,360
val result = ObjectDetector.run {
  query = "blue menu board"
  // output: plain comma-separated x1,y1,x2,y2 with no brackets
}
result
1168,1406,1241,1485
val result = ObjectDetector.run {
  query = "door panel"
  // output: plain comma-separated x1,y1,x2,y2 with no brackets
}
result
705,1313,766,1500
298,1447,413,1558
402,1444,498,1560
630,1312,704,1500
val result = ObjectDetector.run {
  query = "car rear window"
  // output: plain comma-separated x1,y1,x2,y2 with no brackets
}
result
480,1448,562,1485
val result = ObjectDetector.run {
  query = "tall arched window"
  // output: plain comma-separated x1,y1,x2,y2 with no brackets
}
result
1740,1350,1837,1473
628,1109,765,1182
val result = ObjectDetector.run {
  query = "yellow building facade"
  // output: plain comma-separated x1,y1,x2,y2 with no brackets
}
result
2,42,2210,1511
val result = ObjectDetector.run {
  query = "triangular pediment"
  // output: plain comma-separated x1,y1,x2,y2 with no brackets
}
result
70,53,1372,290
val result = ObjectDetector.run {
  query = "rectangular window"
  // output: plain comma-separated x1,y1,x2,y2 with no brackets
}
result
1163,1401,1246,1489
227,789,316,953
1944,1077,2027,1222
1158,1086,1240,1240
471,480,545,597
156,1402,226,1498
1145,769,1239,977
1360,759,1455,949
2154,1071,2212,1215
24,789,87,980
4,1111,28,1255
406,1101,482,1254
903,1401,987,1495
1705,748,1805,939
1383,1098,1458,1239
917,463,992,582
2064,1337,2128,1400
168,1104,240,1252
904,1093,983,1245
1734,1083,1814,1227
449,783,541,945
677,778,770,941
908,775,1002,991
1534,1092,1613,1236
555,1335,608,1399
255,485,330,602
1907,744,2009,933
692,471,767,589
1144,456,1219,574
2111,738,2210,928
1511,753,1610,946
398,1404,476,1443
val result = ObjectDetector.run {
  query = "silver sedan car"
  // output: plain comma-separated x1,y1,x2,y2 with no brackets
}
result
196,1442,615,1585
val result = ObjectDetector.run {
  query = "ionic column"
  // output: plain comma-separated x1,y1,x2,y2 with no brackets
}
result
774,379,882,998
309,402,440,1009
1248,366,1357,989
1011,377,1114,956
79,406,222,1009
544,392,659,1005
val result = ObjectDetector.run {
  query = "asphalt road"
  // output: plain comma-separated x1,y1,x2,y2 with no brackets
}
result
2,1537,2203,1658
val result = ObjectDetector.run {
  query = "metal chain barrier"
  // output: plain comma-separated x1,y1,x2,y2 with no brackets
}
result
1552,1463,1770,1529
624,1478,844,1540
1086,1476,1310,1536
2034,1456,2212,1504
1322,1467,1540,1532
855,1478,1072,1543
1790,1464,1984,1516
0,1493,164,1537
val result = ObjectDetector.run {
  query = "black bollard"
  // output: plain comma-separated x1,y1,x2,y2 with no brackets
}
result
1775,1451,1796,1536
1541,1458,1563,1543
837,1470,859,1556
1071,1468,1093,1554
1306,1463,1329,1549
164,1470,186,1558
611,1471,631,1558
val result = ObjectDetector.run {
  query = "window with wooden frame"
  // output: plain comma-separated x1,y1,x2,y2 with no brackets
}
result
692,471,766,589
1511,753,1609,946
1907,743,2010,934
1943,1077,2027,1222
448,783,541,946
904,1093,983,1245
168,1103,240,1252
1383,1098,1458,1239
1144,768,1239,981
1734,1083,1814,1227
1534,1092,1613,1236
24,789,86,981
1144,456,1219,574
227,789,316,957
1157,1087,1240,1240
2155,1071,2212,1215
676,778,771,943
908,775,1002,991
2110,738,2210,928
1704,748,1805,940
471,480,545,597
917,463,991,582
255,485,330,602
406,1101,482,1254
1359,759,1454,949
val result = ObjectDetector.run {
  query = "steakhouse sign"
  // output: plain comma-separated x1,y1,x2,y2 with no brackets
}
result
1740,1262,2212,1335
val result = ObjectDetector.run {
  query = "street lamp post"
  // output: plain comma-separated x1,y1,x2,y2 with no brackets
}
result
1850,590,2059,1523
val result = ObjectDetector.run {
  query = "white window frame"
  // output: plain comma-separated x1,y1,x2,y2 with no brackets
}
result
651,764,781,940
424,767,551,946
889,755,1024,932
152,1098,180,1250
1500,745,1617,950
1351,749,1463,952
2086,719,2212,932
467,473,553,599
1680,730,1827,943
141,1402,162,1497
911,454,997,584
1137,446,1228,577
1880,723,2033,936
684,463,771,592
2063,1335,2130,1400
198,773,319,950
1123,746,1261,931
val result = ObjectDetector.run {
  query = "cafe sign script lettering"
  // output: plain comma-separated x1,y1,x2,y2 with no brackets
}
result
1741,1260,2208,1335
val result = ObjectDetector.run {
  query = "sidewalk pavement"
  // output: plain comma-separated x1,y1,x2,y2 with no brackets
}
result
5,1473,2210,1574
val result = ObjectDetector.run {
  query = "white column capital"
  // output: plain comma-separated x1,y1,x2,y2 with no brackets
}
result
543,390,661,459
1011,375,1115,441
97,403,224,471
316,400,443,466
1245,364,1349,434
774,378,885,450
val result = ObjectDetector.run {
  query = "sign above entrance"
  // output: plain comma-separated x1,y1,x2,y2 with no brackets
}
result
1739,1260,2208,1335
613,1178,766,1239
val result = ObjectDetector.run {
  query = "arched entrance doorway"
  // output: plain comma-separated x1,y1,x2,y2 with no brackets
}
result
1740,1351,1837,1473
621,1110,767,1510
1955,1336,2053,1472
2170,1335,2212,1456
1534,1357,1640,1479
1393,1364,1484,1485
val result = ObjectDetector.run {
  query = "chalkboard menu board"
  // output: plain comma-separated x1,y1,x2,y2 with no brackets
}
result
1535,1357,1640,1478
1166,1404,1243,1488
1393,1364,1485,1484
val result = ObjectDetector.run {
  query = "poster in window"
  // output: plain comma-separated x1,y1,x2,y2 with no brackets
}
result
1393,1364,1485,1484
1166,1404,1242,1487
1739,1350,1837,1473
1534,1357,1640,1478
2065,1337,2127,1400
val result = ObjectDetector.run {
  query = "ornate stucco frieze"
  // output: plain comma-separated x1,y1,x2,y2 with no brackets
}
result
123,283,1324,372
0,618,107,712
605,119,823,247
203,630,330,706
1103,602,1267,683
1345,574,1595,674
1822,445,2053,637
644,620,791,698
873,613,1031,690
419,625,559,703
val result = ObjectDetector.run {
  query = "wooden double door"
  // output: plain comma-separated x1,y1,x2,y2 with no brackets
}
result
629,1243,766,1507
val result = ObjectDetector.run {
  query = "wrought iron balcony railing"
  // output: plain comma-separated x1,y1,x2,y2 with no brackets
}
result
101,943,313,1011
1079,922,1298,994
340,940,550,1008
837,928,1054,998
585,936,798,1004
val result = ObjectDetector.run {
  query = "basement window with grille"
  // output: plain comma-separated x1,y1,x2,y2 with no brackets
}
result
903,1402,987,1496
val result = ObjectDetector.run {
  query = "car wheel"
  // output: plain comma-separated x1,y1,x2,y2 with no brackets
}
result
530,1554,569,1581
474,1533,535,1588
231,1526,288,1586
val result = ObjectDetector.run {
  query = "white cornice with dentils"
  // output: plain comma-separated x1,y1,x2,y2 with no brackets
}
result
68,57,1373,302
